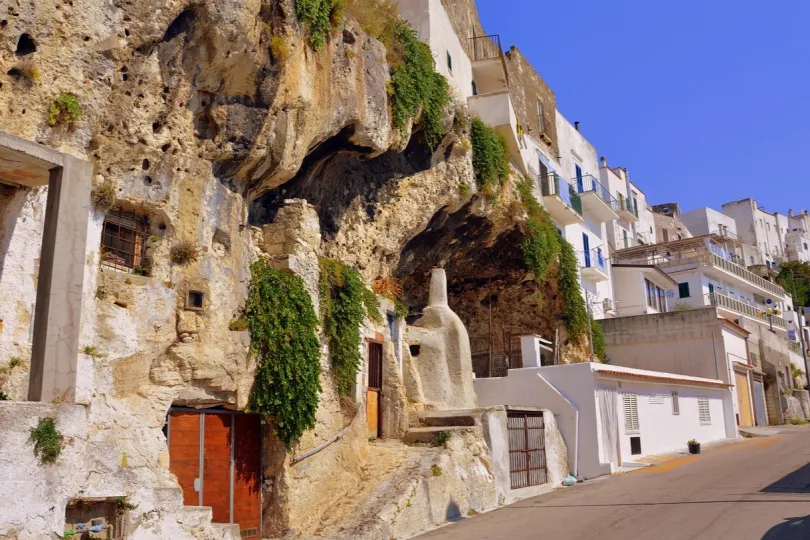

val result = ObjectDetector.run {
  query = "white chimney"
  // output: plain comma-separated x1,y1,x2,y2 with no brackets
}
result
428,268,448,307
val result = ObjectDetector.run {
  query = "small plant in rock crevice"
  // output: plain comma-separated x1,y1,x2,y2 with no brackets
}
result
269,36,290,64
431,464,442,477
0,391,9,401
170,240,199,266
29,417,63,465
432,430,451,447
245,259,321,450
47,91,82,127
81,346,106,359
228,317,249,332
91,180,117,210
320,258,382,396
295,0,343,49
8,356,21,369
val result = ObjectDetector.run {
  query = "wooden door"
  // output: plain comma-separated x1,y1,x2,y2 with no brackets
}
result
735,371,754,427
168,412,201,506
233,415,262,539
367,342,383,439
203,413,232,524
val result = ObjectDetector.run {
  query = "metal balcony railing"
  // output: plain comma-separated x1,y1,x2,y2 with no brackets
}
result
577,174,619,211
541,173,582,215
469,34,503,61
707,292,788,330
617,198,639,218
581,247,607,274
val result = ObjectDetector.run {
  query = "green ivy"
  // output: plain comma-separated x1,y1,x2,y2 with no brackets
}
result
471,119,509,189
516,179,589,340
591,317,606,362
388,22,450,149
29,417,63,465
319,258,380,395
296,0,342,49
245,259,321,450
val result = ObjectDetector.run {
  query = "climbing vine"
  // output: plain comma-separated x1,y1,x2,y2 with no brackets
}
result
295,0,342,49
388,22,451,149
516,179,589,341
319,258,381,395
591,317,606,362
245,259,321,450
471,118,509,190
29,417,63,465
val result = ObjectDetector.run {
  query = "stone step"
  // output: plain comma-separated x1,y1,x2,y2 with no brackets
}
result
152,487,185,513
409,408,486,428
176,506,213,528
402,426,477,445
212,523,242,540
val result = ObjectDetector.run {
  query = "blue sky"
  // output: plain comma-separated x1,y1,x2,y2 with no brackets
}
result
475,0,810,214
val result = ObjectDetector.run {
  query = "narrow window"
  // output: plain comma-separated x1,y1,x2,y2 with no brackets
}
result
645,279,656,309
623,394,640,433
537,100,545,133
698,397,711,425
679,282,691,298
657,286,666,312
446,51,452,73
662,229,669,242
672,392,680,415
101,209,150,274
471,80,478,96
186,290,204,310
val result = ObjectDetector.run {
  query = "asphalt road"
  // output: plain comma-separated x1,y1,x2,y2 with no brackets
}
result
417,427,810,540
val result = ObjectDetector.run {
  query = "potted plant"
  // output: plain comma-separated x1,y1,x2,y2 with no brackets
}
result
687,439,700,454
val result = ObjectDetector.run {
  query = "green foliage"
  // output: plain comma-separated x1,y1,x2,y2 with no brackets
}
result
47,92,82,127
92,180,117,211
115,496,139,511
269,36,290,64
29,417,63,465
431,464,442,477
388,22,450,149
591,317,606,362
394,300,409,318
791,417,808,425
63,531,77,539
433,430,451,447
776,261,810,308
471,119,509,189
245,259,321,450
228,317,249,332
295,0,342,49
319,258,380,395
0,391,8,401
516,179,589,340
81,346,105,359
8,356,21,369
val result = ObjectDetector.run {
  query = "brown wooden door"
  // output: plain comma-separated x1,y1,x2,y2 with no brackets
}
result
735,371,754,427
168,411,201,506
203,413,232,524
367,342,383,439
233,415,262,539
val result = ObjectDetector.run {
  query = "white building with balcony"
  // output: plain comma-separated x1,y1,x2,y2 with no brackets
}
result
613,234,794,336
600,158,654,252
722,198,790,269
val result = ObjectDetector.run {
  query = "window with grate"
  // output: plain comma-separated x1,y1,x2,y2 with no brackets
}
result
101,209,149,274
698,397,711,425
623,393,639,433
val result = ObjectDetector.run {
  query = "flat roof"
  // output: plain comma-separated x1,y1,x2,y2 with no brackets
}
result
591,363,731,388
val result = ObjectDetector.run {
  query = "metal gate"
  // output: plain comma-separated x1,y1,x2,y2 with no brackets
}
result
506,411,547,488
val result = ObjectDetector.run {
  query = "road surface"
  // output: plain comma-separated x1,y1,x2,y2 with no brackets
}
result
417,427,810,539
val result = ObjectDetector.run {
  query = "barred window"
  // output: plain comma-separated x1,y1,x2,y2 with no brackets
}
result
101,209,149,274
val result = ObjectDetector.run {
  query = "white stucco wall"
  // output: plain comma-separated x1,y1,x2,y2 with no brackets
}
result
612,267,674,318
681,207,739,238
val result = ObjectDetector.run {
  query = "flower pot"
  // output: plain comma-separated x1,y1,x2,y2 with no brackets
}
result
688,442,701,455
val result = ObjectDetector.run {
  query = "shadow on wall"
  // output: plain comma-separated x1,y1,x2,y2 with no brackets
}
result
762,515,810,539
761,462,810,494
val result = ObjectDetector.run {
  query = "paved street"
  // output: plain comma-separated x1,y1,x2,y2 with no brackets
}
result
418,427,810,540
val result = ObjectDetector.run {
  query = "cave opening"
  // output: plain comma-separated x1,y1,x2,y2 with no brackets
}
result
394,202,560,377
249,126,435,240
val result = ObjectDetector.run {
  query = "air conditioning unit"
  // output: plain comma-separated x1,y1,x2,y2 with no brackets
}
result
602,298,614,313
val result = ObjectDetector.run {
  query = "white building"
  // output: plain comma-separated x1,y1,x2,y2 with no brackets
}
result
475,362,735,480
786,209,810,263
610,263,677,318
680,206,739,239
599,158,655,252
722,198,789,269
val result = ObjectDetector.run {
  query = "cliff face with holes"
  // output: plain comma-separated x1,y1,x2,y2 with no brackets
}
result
0,1,578,538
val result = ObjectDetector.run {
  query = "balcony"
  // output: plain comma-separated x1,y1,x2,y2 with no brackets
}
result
467,90,524,174
540,172,583,225
708,292,787,331
469,35,508,94
576,174,620,223
617,198,639,222
581,247,609,282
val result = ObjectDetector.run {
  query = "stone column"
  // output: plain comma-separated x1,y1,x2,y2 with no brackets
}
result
26,156,92,402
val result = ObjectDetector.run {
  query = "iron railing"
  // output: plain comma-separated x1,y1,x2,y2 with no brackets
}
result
469,34,503,61
707,292,787,330
576,174,620,211
617,197,639,218
582,247,608,274
101,209,150,274
541,173,582,216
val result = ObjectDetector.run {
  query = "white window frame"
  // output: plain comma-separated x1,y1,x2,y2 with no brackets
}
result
698,397,711,425
623,393,640,434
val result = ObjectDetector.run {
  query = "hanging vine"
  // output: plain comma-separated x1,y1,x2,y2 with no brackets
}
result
516,179,590,341
319,258,382,395
245,259,321,450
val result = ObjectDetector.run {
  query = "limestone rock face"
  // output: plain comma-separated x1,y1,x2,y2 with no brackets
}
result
406,269,477,409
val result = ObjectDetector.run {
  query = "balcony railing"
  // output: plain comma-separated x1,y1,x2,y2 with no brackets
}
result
708,292,787,330
576,174,620,211
708,253,786,297
541,173,582,215
617,198,639,218
469,34,503,61
582,247,607,274
788,340,802,355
